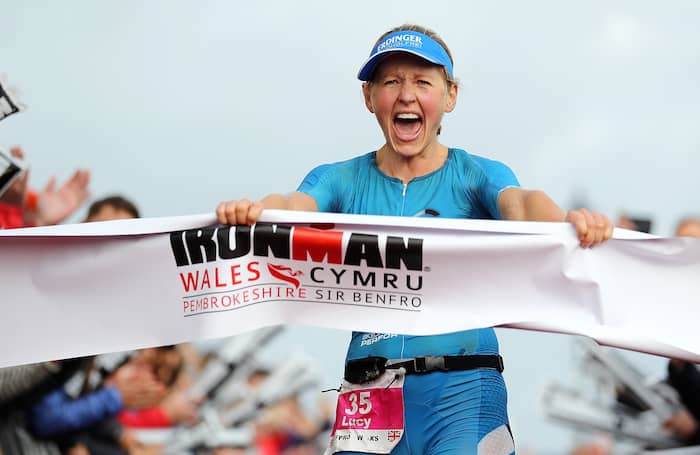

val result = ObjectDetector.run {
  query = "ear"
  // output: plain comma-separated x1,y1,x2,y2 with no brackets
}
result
444,83,458,113
362,83,374,113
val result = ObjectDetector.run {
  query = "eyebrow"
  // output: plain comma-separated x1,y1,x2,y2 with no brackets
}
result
378,69,441,79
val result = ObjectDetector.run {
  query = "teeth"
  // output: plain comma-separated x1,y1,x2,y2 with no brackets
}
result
396,113,420,120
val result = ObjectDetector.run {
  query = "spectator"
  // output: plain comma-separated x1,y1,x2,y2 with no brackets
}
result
28,356,167,435
85,196,139,222
117,346,200,429
1,75,89,228
0,145,90,228
616,214,652,233
675,218,700,238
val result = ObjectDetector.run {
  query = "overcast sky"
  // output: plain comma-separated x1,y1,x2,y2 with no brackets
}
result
2,1,698,452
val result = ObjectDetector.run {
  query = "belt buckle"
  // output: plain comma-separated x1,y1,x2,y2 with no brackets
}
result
412,356,445,373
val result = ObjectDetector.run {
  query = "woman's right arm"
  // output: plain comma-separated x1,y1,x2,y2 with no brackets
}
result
216,192,318,225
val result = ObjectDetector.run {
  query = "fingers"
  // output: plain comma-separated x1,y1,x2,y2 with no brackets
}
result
604,218,614,242
566,209,613,248
216,202,227,224
43,175,57,193
13,169,29,194
216,199,264,225
248,201,264,224
65,169,90,189
116,367,167,409
9,146,24,160
61,169,91,203
565,209,586,242
71,169,91,203
235,199,250,224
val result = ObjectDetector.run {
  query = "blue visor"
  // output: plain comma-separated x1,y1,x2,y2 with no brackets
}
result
358,30,454,81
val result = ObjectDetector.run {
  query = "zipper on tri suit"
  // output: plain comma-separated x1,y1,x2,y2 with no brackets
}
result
400,183,407,216
400,182,407,359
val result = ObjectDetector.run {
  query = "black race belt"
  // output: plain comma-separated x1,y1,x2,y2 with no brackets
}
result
386,354,504,375
344,355,504,384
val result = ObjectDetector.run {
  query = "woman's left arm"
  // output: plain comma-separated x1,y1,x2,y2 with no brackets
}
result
498,187,613,248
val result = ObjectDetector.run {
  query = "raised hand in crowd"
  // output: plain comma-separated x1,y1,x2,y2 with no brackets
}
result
105,363,167,410
0,145,91,227
32,168,91,226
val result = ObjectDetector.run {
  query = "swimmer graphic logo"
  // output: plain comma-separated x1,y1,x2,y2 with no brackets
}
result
170,224,427,317
267,263,303,288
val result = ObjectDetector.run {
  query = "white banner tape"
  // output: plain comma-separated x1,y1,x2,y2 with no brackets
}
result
1,210,698,368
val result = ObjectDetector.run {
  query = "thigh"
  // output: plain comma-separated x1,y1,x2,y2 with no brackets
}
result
405,370,514,455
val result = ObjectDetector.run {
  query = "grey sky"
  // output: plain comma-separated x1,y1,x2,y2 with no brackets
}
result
2,1,697,452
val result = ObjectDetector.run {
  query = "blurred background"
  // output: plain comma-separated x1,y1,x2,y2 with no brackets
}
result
2,1,700,453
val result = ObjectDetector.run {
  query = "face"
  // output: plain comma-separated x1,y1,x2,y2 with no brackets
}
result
363,53,457,159
86,205,135,222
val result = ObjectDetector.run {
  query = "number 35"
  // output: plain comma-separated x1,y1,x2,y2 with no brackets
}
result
345,391,372,415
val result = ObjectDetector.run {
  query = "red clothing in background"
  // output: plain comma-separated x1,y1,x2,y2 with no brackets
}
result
0,203,25,229
117,407,171,428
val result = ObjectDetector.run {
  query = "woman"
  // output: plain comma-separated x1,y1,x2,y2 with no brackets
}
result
217,24,613,455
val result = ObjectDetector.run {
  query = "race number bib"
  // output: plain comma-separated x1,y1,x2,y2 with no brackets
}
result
327,369,405,454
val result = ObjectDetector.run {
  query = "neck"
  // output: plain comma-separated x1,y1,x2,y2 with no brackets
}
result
376,143,449,183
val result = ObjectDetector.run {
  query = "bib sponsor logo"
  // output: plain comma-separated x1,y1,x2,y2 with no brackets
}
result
360,333,399,347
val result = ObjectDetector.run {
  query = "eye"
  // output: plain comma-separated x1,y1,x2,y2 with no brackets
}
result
383,79,399,86
417,79,432,86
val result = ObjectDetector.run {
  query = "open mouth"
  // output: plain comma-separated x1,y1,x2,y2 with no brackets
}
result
393,112,423,142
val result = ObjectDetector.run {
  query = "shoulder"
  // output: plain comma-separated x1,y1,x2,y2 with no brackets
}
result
450,149,520,186
450,148,514,175
302,152,374,185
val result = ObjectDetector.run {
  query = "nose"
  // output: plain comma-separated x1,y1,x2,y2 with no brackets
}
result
398,82,417,104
